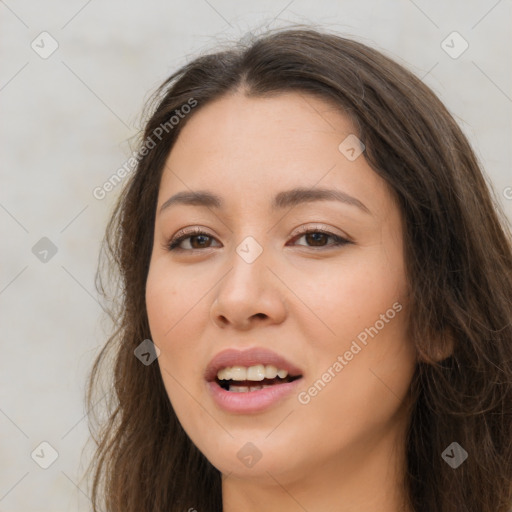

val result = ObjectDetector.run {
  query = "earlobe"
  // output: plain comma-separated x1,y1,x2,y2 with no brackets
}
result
433,335,455,363
417,329,455,364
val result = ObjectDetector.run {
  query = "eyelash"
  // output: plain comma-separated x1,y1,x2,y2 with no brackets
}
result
166,226,352,252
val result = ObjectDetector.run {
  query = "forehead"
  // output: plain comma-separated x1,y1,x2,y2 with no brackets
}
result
172,91,351,155
158,91,395,219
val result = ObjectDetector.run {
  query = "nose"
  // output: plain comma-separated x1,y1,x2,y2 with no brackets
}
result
210,241,287,331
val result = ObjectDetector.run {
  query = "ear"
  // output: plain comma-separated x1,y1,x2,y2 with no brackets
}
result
417,328,455,364
433,332,455,362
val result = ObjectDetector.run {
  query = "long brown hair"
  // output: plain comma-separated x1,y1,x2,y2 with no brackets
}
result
85,26,512,511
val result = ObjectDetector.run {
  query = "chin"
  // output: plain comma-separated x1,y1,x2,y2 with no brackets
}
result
188,426,308,480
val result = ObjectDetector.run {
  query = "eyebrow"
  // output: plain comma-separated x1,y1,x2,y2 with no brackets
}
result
159,187,371,215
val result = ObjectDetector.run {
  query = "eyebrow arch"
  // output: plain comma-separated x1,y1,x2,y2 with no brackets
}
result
159,187,371,215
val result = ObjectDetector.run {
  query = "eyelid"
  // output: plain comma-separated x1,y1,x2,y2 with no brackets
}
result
165,226,219,251
290,223,351,241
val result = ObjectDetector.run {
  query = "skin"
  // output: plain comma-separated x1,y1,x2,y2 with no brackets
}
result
145,91,417,512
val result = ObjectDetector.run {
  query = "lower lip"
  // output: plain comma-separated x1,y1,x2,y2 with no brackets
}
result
206,379,302,414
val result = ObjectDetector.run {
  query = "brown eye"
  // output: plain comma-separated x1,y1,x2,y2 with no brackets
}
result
167,230,220,251
303,232,329,246
187,234,213,249
291,230,350,249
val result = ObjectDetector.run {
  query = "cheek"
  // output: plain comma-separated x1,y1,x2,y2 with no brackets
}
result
292,297,414,467
146,274,176,355
146,258,211,340
290,242,414,425
290,243,407,350
145,258,225,416
145,262,203,377
146,265,210,430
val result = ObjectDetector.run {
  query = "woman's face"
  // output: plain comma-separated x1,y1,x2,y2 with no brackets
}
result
146,91,417,484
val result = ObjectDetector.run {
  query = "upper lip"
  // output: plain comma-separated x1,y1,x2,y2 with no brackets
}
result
204,347,304,382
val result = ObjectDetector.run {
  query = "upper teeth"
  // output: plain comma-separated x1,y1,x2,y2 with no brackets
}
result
217,364,289,381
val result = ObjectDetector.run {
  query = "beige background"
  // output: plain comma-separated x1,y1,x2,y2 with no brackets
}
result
1,0,511,510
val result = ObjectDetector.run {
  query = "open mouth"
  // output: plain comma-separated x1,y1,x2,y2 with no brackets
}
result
215,364,302,393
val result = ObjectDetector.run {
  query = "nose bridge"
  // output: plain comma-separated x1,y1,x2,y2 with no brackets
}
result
223,233,269,295
210,230,286,328
235,233,266,267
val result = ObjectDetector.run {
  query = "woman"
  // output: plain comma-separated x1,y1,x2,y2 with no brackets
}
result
86,27,512,511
